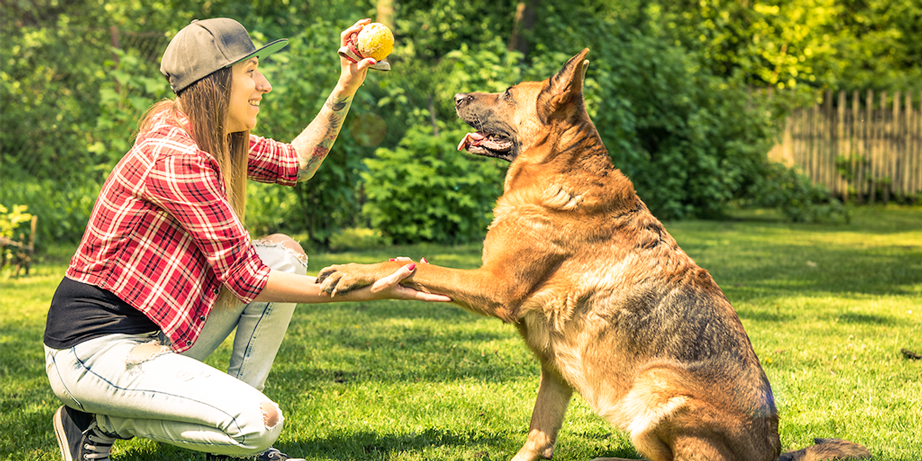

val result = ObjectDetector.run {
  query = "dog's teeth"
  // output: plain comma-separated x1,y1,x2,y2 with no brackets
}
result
458,132,486,151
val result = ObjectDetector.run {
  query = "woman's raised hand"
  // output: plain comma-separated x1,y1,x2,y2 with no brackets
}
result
336,19,377,96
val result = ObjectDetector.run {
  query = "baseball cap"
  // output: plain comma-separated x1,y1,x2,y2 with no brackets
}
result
160,18,288,94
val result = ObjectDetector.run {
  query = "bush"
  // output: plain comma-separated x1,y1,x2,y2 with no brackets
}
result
744,162,850,224
0,179,100,248
328,227,393,251
362,122,505,244
525,18,782,220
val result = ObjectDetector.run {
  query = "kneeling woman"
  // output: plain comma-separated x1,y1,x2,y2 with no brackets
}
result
43,18,448,461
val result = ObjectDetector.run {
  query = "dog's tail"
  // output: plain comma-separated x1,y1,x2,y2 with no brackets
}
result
778,438,871,461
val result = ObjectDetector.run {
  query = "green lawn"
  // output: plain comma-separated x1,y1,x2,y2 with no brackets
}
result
2,206,920,460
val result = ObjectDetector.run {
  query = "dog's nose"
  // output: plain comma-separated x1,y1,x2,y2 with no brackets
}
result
454,93,470,108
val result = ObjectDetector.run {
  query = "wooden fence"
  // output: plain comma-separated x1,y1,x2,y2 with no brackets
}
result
768,90,922,203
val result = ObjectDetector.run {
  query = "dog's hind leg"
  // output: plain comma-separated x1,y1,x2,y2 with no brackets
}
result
511,367,573,461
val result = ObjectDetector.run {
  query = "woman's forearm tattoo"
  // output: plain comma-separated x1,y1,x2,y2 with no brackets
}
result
326,97,348,112
294,94,353,181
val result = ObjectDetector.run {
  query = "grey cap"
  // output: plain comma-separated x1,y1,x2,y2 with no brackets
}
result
160,18,288,94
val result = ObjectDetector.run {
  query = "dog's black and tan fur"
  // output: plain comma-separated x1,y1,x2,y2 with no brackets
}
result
318,49,871,461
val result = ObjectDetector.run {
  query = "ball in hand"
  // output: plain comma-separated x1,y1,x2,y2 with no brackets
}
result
355,23,394,62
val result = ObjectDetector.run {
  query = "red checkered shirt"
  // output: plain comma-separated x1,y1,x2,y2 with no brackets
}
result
66,109,300,352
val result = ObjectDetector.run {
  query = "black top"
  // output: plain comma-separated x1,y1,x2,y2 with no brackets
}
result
44,277,159,349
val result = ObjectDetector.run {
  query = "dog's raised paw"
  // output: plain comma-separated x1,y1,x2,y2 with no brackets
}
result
317,264,376,295
317,265,347,295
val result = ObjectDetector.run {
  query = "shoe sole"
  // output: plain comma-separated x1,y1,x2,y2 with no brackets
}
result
52,406,76,461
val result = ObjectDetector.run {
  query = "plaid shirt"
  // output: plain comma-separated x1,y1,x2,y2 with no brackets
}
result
66,109,300,353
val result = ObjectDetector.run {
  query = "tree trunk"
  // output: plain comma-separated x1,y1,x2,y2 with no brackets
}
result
508,0,538,57
377,0,395,29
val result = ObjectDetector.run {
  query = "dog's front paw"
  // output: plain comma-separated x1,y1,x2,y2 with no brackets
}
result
317,263,374,296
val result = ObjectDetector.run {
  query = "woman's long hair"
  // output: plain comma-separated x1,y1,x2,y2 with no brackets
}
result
140,67,249,221
140,68,249,309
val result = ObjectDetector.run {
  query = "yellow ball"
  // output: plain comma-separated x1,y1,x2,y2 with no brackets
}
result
355,23,394,62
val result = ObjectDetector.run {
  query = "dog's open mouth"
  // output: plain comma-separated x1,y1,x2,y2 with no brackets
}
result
457,131,515,159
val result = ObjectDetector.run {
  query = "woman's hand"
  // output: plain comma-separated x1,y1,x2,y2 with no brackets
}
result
348,259,451,303
335,19,377,97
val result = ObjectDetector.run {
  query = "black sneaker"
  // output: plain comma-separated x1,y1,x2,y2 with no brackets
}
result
53,405,120,461
206,447,306,460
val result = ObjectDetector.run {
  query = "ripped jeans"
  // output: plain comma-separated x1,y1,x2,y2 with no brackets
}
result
44,238,308,456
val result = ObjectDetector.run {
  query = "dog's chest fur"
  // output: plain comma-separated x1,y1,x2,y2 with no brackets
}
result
483,158,758,406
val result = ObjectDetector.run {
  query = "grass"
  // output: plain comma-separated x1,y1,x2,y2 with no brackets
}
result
1,205,920,460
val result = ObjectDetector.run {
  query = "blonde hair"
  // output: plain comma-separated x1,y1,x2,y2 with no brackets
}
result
140,67,249,309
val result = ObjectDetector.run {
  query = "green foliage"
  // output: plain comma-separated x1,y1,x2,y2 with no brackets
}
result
0,179,101,246
362,123,504,244
0,204,34,271
526,9,784,219
327,227,393,251
654,0,922,93
0,204,33,240
744,162,850,223
1,2,111,182
93,48,172,164
395,0,517,60
3,0,921,246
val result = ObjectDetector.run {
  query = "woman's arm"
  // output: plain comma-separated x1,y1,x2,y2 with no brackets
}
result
293,19,377,181
253,262,451,304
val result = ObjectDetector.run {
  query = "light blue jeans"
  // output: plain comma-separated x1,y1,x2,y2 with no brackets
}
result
44,238,308,456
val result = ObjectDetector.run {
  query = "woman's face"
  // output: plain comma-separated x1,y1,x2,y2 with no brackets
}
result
227,58,271,133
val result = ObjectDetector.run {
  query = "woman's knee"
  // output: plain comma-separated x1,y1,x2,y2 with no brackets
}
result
257,234,305,257
253,234,307,275
230,400,284,452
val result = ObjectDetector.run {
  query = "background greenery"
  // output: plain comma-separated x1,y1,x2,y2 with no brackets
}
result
2,206,920,459
4,0,921,248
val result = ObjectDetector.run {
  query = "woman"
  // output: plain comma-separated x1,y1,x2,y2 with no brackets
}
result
44,18,448,461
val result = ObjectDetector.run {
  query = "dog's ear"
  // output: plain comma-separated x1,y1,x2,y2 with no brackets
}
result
538,48,590,123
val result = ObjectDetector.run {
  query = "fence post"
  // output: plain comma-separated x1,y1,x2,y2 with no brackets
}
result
909,91,922,197
880,91,890,203
825,90,834,195
904,92,912,196
837,91,846,200
867,90,876,203
892,91,901,202
851,90,861,202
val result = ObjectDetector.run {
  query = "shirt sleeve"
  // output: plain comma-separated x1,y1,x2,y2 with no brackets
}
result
144,152,271,303
247,134,300,186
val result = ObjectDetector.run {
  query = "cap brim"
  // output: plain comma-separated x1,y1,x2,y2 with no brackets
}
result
228,38,289,67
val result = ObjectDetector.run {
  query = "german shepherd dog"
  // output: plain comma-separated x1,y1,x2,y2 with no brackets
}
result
318,49,871,461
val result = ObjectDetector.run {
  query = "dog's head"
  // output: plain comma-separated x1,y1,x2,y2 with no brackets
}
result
455,48,591,163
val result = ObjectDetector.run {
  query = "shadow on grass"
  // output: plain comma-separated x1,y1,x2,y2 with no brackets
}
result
278,428,640,461
272,318,538,386
830,312,895,325
688,240,922,299
736,309,797,323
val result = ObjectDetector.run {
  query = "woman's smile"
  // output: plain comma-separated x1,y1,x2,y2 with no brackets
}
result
227,58,271,132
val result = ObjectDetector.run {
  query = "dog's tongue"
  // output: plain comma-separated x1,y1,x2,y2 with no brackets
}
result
458,132,486,151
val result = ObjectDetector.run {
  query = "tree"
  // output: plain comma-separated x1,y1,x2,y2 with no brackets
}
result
508,0,539,56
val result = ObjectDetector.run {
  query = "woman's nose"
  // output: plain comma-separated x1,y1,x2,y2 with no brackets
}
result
257,72,272,93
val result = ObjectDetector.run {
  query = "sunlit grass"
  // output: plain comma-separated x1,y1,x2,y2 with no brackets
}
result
2,206,919,460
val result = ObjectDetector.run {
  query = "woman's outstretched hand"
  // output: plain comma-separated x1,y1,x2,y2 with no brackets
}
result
354,258,451,302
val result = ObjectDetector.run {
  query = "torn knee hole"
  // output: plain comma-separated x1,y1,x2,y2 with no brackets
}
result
260,401,283,429
258,234,307,258
128,343,169,364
